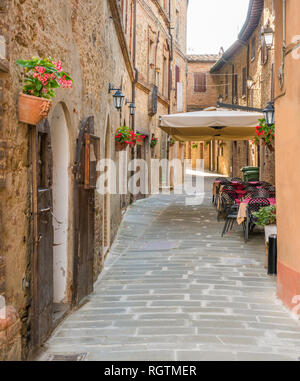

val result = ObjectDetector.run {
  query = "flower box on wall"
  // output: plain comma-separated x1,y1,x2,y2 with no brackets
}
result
17,57,73,125
18,93,52,125
115,141,128,152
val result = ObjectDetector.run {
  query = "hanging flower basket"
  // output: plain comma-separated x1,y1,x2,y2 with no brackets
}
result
169,138,176,147
115,126,143,151
253,118,275,151
17,57,73,125
18,93,52,125
150,137,158,149
115,141,128,151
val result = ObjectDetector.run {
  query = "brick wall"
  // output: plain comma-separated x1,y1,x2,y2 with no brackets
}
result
187,58,219,111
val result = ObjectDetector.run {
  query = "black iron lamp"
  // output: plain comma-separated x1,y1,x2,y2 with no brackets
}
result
263,101,275,126
125,99,136,116
108,83,125,111
263,25,274,49
247,77,254,89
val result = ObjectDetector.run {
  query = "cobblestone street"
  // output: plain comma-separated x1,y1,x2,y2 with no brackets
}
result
39,174,300,361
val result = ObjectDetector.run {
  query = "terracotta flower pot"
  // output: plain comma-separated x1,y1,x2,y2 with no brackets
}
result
115,141,128,152
18,93,52,125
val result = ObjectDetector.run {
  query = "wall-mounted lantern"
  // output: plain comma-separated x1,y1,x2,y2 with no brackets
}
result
108,83,125,111
263,25,274,49
263,101,275,126
247,77,254,89
125,99,136,116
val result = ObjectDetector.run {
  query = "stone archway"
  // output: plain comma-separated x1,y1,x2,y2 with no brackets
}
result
104,117,111,254
50,104,70,306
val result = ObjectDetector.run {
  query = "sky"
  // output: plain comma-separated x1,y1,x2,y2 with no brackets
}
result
187,0,250,55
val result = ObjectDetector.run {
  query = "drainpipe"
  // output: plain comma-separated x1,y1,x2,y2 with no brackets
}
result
129,0,138,205
166,0,173,174
132,0,138,133
280,0,286,88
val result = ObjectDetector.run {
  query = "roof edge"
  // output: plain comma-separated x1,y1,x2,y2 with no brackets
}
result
210,0,264,73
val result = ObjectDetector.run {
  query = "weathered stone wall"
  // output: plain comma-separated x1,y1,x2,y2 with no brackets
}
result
1,0,134,358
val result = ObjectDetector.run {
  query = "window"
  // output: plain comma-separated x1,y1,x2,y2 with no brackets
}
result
194,72,207,93
261,36,268,65
251,36,256,60
163,56,168,97
242,67,247,97
175,65,180,98
176,10,180,41
233,74,238,100
225,73,229,98
148,39,155,83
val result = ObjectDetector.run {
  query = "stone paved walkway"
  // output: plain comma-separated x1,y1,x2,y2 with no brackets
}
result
39,174,300,361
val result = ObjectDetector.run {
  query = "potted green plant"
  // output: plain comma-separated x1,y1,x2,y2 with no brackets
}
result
17,57,73,125
253,205,277,243
169,138,176,146
150,136,158,149
192,143,198,149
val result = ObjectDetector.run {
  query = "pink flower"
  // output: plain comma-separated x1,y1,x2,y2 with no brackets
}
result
52,60,62,72
35,66,46,74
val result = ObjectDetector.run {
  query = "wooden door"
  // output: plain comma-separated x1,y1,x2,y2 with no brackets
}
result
30,119,54,347
136,143,146,200
73,117,100,304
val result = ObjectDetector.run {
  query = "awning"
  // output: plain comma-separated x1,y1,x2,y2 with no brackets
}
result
159,107,264,141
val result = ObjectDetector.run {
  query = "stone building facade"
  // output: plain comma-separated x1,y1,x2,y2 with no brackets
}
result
0,0,188,360
210,0,275,182
185,54,219,171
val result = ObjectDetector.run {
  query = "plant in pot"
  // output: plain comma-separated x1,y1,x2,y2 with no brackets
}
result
253,118,275,152
17,57,73,125
192,143,198,149
115,126,136,151
150,136,158,149
169,137,176,147
135,133,147,144
253,205,277,243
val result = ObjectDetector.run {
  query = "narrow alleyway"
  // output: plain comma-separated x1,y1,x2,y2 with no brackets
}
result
39,174,300,361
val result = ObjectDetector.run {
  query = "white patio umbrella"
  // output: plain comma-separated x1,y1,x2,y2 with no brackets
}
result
159,107,264,141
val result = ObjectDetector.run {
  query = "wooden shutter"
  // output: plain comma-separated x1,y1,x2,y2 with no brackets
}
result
194,73,206,93
84,133,100,190
234,74,238,99
225,73,229,98
175,65,180,98
242,67,247,96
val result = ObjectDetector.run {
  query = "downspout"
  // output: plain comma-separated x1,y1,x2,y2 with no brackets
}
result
166,0,173,172
132,0,138,133
130,0,138,205
279,0,286,88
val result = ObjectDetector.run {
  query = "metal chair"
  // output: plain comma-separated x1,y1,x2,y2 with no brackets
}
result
231,177,243,183
252,189,270,198
214,180,231,205
244,198,271,242
221,203,239,237
217,190,238,221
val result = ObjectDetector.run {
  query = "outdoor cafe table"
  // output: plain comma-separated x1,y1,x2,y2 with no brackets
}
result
237,198,276,225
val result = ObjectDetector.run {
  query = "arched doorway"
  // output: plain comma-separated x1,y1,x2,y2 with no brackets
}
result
104,118,111,254
50,104,70,306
